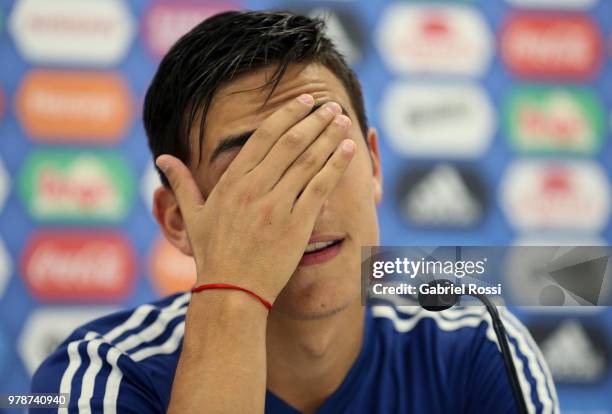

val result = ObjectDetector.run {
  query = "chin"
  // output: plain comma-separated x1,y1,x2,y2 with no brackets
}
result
272,271,361,321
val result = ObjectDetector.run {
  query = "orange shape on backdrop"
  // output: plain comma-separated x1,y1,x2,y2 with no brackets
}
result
16,70,132,142
149,235,196,297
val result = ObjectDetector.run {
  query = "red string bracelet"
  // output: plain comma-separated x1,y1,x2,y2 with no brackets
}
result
191,283,273,311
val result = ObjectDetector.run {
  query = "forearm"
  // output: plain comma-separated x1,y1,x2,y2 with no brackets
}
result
167,290,269,414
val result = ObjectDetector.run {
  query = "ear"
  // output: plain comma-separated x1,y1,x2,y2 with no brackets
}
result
366,127,383,205
153,186,194,257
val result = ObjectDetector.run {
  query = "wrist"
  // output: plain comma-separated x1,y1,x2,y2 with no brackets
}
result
192,283,273,311
190,287,270,317
180,289,268,369
194,267,277,308
183,289,268,350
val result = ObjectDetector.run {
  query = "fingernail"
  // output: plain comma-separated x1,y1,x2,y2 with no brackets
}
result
341,140,355,154
298,94,314,106
156,157,168,172
334,115,351,128
325,102,342,115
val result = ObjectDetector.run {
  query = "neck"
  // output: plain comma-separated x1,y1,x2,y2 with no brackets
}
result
265,300,365,414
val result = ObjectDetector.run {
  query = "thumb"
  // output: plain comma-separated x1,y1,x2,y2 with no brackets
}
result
155,155,204,215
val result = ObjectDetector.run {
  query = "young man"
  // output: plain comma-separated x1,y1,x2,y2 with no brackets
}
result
32,11,558,414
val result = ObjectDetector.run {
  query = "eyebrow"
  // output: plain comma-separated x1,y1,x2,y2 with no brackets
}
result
208,102,350,165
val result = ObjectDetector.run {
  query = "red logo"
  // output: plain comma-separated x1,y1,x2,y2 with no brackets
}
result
21,231,136,302
501,13,601,80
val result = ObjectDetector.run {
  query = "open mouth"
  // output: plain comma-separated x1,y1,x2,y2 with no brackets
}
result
303,239,343,255
299,238,344,266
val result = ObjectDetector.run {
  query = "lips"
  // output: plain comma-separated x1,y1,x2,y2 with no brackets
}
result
304,239,340,253
299,237,344,266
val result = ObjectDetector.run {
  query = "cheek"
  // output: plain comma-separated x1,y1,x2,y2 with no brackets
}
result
343,149,374,194
332,150,376,212
338,148,380,239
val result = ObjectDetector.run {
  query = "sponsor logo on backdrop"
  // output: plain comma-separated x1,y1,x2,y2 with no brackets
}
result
8,0,134,66
501,13,601,80
16,70,132,142
396,164,487,228
506,0,597,9
0,158,9,214
0,238,12,299
500,160,610,231
141,163,162,212
376,4,492,76
529,319,610,384
18,307,115,375
504,86,604,154
380,82,495,157
143,2,240,59
18,151,134,222
21,231,135,302
149,235,196,296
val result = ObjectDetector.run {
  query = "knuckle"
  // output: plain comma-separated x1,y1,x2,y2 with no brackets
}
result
279,103,303,123
282,131,302,147
311,181,328,196
295,152,317,169
333,115,351,129
330,122,348,138
257,200,277,226
238,189,256,205
287,101,302,114
255,125,273,140
314,107,331,122
331,155,345,170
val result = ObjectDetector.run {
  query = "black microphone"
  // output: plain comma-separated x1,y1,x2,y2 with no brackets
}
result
418,279,529,414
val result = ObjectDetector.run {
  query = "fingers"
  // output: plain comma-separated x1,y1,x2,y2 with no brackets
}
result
291,139,355,220
228,94,316,176
273,113,351,199
253,101,343,191
156,155,204,218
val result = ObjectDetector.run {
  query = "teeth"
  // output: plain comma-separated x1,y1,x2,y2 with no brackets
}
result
304,240,336,253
